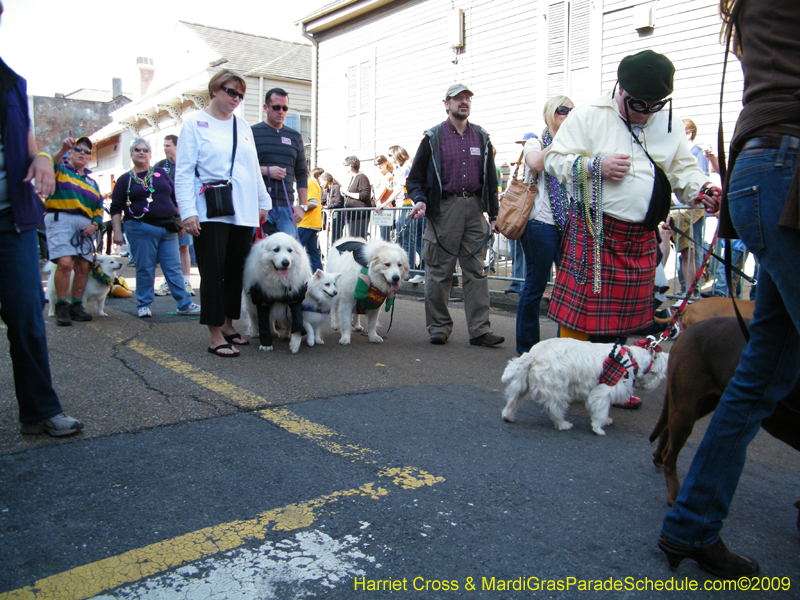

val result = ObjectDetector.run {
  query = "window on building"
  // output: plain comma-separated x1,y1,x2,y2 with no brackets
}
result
547,0,591,104
346,56,374,160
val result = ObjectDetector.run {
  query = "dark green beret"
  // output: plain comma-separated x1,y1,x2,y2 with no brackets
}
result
617,50,674,101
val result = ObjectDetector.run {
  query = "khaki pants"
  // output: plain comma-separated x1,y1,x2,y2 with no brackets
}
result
422,195,491,339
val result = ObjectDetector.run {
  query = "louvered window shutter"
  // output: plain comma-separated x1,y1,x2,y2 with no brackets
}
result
547,1,567,98
568,0,591,104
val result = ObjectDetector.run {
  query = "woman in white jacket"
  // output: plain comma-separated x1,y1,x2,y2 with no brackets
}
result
175,69,271,357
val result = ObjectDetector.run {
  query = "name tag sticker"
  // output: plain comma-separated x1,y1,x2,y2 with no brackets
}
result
197,121,209,128
470,147,480,156
281,137,291,145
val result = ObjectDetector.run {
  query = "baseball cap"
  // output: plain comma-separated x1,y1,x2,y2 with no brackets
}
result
517,133,538,144
445,83,473,100
75,136,93,149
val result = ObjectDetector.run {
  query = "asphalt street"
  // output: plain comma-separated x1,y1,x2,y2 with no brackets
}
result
0,278,798,599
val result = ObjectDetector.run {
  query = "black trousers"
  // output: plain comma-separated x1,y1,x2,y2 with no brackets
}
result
193,222,253,327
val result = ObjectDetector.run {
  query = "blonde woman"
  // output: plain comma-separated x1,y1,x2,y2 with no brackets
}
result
175,69,271,357
515,95,574,354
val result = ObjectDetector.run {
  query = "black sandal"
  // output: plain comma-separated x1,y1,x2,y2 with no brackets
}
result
207,343,240,357
223,332,250,346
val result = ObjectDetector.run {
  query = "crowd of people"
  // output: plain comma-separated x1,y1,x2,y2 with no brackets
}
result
2,0,797,581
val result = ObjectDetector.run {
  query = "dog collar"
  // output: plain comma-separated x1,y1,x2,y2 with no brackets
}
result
303,303,330,315
88,260,113,287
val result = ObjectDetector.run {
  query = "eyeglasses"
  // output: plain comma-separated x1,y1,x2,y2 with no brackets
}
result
133,147,150,153
625,95,669,114
555,106,573,116
72,147,91,155
220,86,244,101
270,105,289,112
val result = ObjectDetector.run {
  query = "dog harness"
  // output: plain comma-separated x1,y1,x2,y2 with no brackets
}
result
88,260,113,287
248,282,307,347
599,344,636,386
354,268,395,313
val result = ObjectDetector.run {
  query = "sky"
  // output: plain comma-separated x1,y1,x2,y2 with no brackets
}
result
0,0,324,97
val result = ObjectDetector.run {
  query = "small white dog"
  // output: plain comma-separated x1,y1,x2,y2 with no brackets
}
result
300,269,340,347
45,256,122,318
501,338,669,435
242,232,311,353
271,269,341,350
327,237,409,345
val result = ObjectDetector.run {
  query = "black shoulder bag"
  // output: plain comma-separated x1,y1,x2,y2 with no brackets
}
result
630,129,672,231
199,116,237,218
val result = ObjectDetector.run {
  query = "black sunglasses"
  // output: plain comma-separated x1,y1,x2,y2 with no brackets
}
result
133,147,150,153
220,86,244,101
626,96,669,114
555,105,573,116
270,104,289,112
72,147,91,155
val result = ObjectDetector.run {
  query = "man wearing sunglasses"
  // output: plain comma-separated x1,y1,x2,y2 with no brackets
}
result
544,50,718,403
251,87,307,239
44,134,104,326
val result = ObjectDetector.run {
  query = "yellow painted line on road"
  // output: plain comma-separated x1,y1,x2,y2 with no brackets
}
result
0,483,389,600
125,339,269,409
0,331,448,599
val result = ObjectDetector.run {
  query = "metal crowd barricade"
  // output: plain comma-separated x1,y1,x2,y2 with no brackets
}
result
320,206,531,286
318,205,751,300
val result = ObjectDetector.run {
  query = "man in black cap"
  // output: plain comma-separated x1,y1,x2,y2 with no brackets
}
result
544,50,719,408
406,83,503,347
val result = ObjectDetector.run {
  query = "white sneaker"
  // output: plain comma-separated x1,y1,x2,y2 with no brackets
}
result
138,306,153,318
408,274,425,284
185,281,195,296
154,281,170,296
177,302,201,316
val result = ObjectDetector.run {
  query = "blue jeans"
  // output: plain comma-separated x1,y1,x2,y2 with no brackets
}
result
516,220,561,354
396,209,425,274
298,227,323,272
266,204,299,240
710,240,746,298
125,220,192,310
662,136,800,547
507,238,526,292
0,212,64,422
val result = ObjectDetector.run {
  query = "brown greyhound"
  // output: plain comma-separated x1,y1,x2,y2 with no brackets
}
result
650,317,800,510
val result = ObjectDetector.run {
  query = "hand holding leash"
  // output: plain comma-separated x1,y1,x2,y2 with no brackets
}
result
696,184,721,214
410,201,426,219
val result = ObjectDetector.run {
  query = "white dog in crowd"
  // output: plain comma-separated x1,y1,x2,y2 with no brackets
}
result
327,237,409,345
241,232,310,353
501,338,669,435
45,256,122,318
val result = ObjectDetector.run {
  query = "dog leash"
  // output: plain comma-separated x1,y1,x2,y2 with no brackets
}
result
70,229,97,259
658,225,720,342
667,221,754,284
426,215,493,259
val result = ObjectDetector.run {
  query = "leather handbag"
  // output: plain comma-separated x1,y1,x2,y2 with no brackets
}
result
495,149,537,240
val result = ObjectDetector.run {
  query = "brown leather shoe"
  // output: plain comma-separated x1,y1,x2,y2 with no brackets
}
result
469,332,505,347
430,332,447,345
658,536,759,579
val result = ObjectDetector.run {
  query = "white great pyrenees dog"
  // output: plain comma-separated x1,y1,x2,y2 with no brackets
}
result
45,255,122,318
327,237,409,345
501,338,668,435
242,232,311,353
